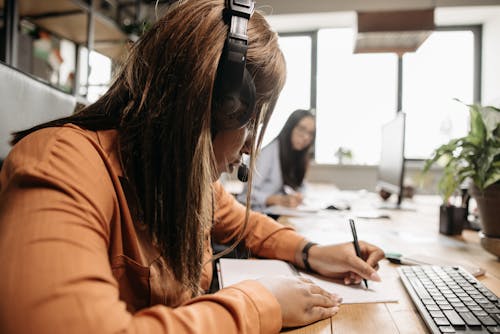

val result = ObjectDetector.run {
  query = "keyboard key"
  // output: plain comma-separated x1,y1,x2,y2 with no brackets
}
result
461,297,474,303
469,305,484,311
434,317,450,326
438,325,456,333
450,302,465,308
487,326,500,333
485,307,500,314
427,305,441,311
430,310,445,318
437,300,451,305
464,300,478,306
472,310,488,317
477,298,491,304
455,306,469,313
409,277,431,298
486,295,498,302
460,312,482,326
478,316,498,326
443,310,465,326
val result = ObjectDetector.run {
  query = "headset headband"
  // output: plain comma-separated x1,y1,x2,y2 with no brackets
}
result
221,0,254,95
213,0,256,131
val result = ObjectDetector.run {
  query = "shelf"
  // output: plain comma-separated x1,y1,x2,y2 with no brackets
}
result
0,0,84,16
32,12,88,43
94,40,129,62
0,0,130,61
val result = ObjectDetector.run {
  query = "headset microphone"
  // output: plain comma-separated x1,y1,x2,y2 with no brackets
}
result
237,163,249,182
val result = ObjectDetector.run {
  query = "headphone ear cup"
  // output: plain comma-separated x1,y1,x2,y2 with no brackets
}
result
213,94,242,131
213,68,256,131
220,95,242,120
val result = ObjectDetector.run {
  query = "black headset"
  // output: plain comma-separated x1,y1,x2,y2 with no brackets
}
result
212,0,257,132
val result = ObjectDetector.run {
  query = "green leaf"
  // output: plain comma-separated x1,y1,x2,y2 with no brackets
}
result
484,175,500,189
422,101,500,197
478,105,500,140
469,107,486,145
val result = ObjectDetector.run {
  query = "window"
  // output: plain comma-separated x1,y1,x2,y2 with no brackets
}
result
403,30,475,159
263,35,311,146
58,39,76,93
78,48,112,102
316,28,397,165
87,50,112,102
275,26,478,165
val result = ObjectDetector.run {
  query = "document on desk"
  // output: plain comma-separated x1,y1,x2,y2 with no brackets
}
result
218,258,398,304
263,204,320,217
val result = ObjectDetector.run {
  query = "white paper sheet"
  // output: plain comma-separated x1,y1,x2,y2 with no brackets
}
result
218,258,398,304
263,205,320,217
218,259,297,288
299,271,398,304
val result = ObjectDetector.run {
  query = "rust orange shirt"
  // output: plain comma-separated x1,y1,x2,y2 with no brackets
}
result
0,124,305,334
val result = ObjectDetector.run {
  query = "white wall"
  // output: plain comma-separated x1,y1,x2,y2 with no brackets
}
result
306,161,442,194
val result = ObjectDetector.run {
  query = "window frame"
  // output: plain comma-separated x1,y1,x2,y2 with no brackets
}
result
278,31,318,113
278,24,482,164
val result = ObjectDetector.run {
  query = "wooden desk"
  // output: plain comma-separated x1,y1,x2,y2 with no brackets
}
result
278,191,500,334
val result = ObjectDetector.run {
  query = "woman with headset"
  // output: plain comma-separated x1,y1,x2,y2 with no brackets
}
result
0,1,384,333
238,109,316,211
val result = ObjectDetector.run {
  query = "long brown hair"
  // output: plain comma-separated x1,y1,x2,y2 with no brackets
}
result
277,109,315,189
11,0,285,295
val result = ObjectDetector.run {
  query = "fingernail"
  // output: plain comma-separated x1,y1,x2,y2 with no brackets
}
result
331,306,340,314
370,272,381,282
344,277,350,285
331,294,343,303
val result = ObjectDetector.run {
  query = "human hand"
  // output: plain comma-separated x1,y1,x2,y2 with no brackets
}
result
281,193,303,208
300,241,384,285
256,276,342,328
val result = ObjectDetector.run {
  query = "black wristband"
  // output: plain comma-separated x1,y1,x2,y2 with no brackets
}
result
301,242,317,272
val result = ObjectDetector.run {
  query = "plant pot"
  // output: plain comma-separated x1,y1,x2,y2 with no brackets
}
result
439,204,466,236
469,183,500,237
479,231,500,259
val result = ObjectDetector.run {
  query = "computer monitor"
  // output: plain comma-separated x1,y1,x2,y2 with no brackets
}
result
376,112,406,208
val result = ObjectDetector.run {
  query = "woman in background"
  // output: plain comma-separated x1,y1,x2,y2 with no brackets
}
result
238,109,316,211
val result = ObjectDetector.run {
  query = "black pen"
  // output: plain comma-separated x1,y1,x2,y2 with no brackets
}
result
349,218,368,289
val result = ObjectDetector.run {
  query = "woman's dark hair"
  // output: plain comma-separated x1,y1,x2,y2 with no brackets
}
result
10,0,285,295
277,109,315,189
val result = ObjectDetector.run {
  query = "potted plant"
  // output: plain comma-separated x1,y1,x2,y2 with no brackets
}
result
334,146,353,165
423,101,500,250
